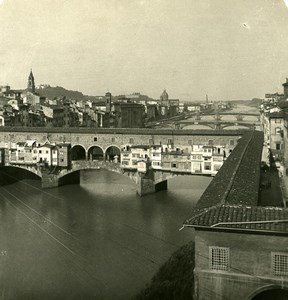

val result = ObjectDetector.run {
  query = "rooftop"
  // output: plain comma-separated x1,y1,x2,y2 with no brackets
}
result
184,204,288,234
182,131,287,234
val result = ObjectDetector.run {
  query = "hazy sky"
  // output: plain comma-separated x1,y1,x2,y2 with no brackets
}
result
1,0,288,101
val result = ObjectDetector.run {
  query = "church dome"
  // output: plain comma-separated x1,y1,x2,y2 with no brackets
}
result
160,89,169,101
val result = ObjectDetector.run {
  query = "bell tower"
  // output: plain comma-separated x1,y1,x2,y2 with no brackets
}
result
105,91,112,113
27,69,35,93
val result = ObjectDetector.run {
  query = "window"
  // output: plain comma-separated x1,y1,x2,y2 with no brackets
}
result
46,151,48,154
94,137,97,142
188,140,192,145
208,139,213,146
39,150,42,154
111,137,115,143
229,139,234,146
129,138,134,144
275,127,282,135
272,253,288,276
171,163,177,168
76,137,79,142
209,246,229,271
168,139,173,144
276,143,281,150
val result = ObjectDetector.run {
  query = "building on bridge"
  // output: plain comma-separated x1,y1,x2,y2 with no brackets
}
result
120,143,229,176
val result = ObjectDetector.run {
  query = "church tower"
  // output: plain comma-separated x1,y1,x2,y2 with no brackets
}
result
105,91,112,113
27,69,35,93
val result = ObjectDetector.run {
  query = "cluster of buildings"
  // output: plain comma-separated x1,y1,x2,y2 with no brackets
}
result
0,71,183,129
0,70,232,129
260,78,288,175
121,142,230,176
0,140,71,169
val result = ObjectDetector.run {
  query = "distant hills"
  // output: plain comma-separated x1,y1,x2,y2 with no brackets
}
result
35,85,92,101
231,98,262,108
34,85,264,107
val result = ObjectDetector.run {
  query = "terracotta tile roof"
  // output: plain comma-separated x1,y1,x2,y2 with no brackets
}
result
182,131,286,233
192,131,263,211
184,205,288,233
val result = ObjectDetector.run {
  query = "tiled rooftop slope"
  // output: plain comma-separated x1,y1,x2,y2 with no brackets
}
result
192,130,263,211
184,130,288,234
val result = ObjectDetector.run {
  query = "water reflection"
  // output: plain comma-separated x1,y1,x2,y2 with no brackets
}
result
0,169,211,299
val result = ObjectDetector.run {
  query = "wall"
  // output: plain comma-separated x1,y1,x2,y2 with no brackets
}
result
194,229,288,300
0,128,243,155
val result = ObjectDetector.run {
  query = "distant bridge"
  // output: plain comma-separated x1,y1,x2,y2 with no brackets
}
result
194,112,259,117
146,112,260,129
175,120,259,130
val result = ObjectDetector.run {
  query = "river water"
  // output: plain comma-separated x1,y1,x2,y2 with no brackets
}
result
0,170,211,300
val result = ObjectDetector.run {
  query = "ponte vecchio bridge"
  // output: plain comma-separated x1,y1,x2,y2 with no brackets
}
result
0,127,248,195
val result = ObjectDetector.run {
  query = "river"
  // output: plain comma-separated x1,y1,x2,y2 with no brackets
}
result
0,170,211,300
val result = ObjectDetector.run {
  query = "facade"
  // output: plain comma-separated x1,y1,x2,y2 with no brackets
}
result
120,143,227,176
191,145,226,176
283,78,288,99
186,206,288,300
269,112,284,160
113,102,145,128
7,139,70,168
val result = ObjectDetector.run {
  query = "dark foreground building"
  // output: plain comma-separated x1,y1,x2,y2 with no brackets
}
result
183,131,288,300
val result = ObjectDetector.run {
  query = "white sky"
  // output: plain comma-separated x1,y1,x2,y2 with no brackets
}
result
1,0,288,101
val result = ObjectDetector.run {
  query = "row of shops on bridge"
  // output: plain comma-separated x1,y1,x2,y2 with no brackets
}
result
0,139,232,176
121,143,230,176
0,140,71,169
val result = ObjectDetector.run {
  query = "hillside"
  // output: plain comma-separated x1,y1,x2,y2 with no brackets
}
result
35,85,89,101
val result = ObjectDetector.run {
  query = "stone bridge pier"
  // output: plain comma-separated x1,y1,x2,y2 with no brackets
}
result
135,170,168,196
39,161,171,196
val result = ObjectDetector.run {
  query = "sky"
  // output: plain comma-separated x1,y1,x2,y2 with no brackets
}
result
1,0,288,101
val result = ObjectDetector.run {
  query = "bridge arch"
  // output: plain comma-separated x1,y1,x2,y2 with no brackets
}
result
0,165,41,181
222,124,253,130
247,285,288,300
181,123,215,130
105,145,121,162
71,144,86,161
87,145,104,161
